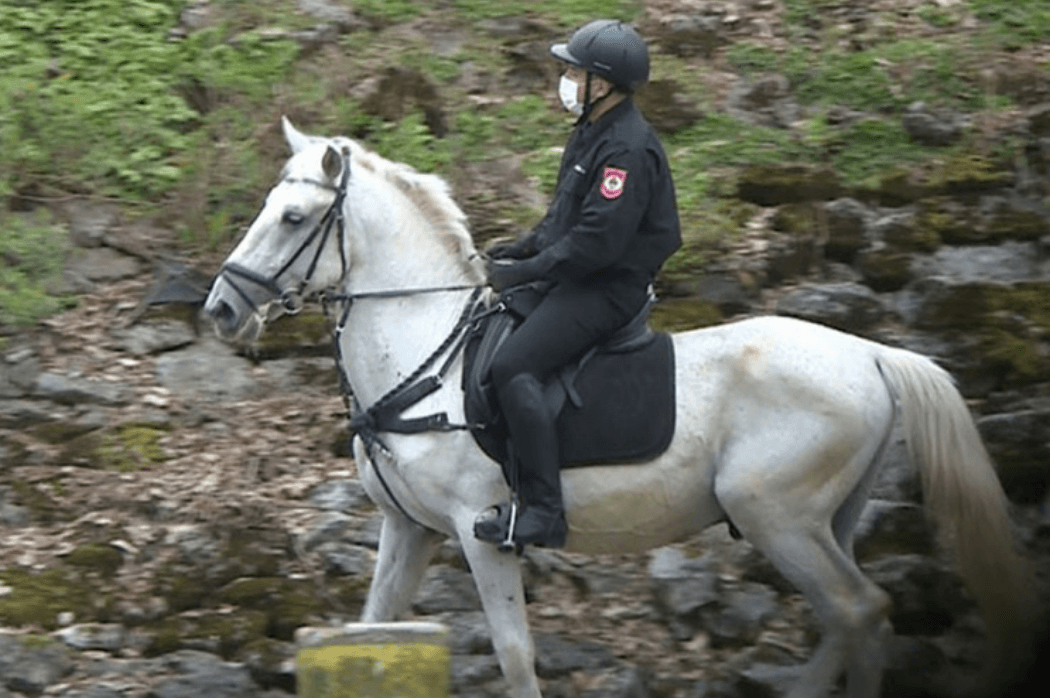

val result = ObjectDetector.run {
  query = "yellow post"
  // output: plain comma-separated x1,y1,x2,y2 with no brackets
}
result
295,622,450,698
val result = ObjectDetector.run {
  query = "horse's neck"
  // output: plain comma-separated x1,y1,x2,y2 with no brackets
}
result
338,187,477,408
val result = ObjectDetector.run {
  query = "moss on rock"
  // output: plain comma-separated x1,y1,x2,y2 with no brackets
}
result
914,282,1050,386
218,577,329,641
771,202,822,236
918,196,1048,244
651,298,723,333
0,569,97,630
161,571,213,613
8,480,63,524
252,313,332,357
924,154,1014,196
737,163,842,206
857,249,912,292
66,543,123,578
144,610,269,659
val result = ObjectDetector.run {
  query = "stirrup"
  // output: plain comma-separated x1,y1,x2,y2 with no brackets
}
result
473,501,523,554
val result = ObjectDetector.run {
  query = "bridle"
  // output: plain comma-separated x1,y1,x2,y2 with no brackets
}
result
214,148,494,531
215,158,352,320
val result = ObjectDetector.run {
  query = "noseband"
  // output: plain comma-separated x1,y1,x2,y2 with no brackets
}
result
217,156,352,317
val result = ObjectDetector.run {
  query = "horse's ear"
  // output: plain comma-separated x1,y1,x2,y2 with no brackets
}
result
282,115,313,154
322,145,344,182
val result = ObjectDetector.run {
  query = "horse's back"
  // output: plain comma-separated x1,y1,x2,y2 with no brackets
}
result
670,315,889,408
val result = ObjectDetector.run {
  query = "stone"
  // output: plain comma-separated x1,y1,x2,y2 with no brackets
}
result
63,247,141,291
853,500,936,560
1028,103,1050,137
55,623,126,651
0,632,76,694
690,273,756,316
154,337,259,402
872,207,939,253
857,246,913,291
648,547,720,620
580,665,649,698
359,66,447,137
902,102,968,146
734,662,805,696
451,654,503,689
432,611,493,655
909,242,1048,286
60,684,128,698
700,583,780,647
62,201,120,249
726,74,800,129
0,399,59,429
861,555,969,635
978,407,1050,504
151,650,255,698
635,79,703,134
0,487,31,526
112,321,196,356
297,0,362,31
775,283,885,333
736,164,841,206
763,233,820,284
413,564,482,614
533,633,617,679
300,511,352,551
659,14,722,58
33,372,127,406
308,478,369,511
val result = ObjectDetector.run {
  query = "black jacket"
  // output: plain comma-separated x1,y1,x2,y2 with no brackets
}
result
518,99,682,287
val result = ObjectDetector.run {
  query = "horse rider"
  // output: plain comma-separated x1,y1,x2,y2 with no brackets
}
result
474,19,682,549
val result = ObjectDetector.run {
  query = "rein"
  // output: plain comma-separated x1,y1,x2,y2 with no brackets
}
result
328,285,489,532
217,147,494,531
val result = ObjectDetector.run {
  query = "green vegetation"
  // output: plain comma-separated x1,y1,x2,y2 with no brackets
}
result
970,0,1050,49
0,0,1044,329
452,0,643,25
0,568,98,629
0,211,76,326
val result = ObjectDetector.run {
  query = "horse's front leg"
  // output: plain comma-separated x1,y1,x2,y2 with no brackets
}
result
458,529,542,698
361,511,443,622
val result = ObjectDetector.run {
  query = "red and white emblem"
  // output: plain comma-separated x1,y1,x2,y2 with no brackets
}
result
599,167,627,200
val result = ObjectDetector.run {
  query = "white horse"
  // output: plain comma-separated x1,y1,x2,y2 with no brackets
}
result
203,118,1034,698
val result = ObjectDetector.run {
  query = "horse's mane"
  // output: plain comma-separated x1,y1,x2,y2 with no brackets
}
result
334,137,485,283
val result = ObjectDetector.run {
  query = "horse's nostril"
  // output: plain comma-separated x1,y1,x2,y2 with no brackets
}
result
207,299,238,331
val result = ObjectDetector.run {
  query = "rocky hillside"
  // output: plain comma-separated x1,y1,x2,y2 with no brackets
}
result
1,1,1049,697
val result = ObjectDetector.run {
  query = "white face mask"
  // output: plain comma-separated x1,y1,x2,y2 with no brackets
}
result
558,75,584,117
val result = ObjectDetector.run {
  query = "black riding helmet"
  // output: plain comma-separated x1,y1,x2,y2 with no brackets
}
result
550,19,650,93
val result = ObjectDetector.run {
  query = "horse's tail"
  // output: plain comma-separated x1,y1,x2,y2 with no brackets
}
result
875,348,1037,689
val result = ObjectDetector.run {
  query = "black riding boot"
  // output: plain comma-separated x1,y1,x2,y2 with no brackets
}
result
475,373,567,548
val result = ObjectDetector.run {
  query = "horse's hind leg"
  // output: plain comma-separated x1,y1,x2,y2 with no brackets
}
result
716,449,892,698
361,511,443,622
723,499,890,698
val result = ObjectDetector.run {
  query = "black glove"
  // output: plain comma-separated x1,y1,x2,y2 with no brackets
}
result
485,239,531,260
486,254,551,292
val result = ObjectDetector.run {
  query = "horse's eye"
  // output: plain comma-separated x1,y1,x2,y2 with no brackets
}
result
283,211,305,226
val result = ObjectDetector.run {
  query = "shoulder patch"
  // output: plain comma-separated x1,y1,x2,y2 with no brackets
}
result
599,166,627,200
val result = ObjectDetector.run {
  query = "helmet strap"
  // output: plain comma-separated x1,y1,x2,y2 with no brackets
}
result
579,73,594,121
579,72,620,123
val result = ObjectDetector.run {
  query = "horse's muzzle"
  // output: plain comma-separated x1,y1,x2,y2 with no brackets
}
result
206,298,239,337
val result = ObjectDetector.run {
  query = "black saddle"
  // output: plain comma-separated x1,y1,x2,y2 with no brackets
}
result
462,283,676,471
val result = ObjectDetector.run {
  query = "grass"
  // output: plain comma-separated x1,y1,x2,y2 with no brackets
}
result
0,0,1045,327
0,211,76,327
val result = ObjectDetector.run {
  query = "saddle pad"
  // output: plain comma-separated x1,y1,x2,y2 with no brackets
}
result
557,331,675,468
